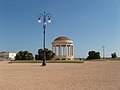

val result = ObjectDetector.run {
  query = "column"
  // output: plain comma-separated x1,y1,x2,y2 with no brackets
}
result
54,45,56,55
59,45,61,60
68,45,70,57
52,45,57,54
70,45,73,60
70,45,72,59
66,45,68,60
71,45,74,60
72,45,74,56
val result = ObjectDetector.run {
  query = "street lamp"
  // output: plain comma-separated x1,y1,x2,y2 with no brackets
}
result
37,12,51,66
102,46,105,59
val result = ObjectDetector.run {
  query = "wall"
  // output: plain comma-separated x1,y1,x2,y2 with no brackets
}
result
9,53,16,60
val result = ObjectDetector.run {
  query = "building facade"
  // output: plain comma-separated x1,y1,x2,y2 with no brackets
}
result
0,52,16,60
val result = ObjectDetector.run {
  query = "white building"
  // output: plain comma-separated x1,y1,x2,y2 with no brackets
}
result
9,53,16,60
0,52,16,60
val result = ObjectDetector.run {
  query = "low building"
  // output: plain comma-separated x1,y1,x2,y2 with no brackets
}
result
0,52,16,60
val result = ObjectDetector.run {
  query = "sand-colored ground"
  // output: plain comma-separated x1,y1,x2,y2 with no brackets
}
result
0,61,120,90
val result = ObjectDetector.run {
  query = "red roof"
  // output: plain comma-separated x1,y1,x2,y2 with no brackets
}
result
54,36,71,41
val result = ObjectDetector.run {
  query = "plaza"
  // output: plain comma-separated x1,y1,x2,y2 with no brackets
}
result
0,61,120,90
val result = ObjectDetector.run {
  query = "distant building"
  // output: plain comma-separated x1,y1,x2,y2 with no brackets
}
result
52,36,74,60
0,52,16,60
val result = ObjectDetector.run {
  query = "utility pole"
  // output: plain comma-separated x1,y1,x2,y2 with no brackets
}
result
102,46,105,59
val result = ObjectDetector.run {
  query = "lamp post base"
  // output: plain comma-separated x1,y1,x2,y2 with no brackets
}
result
42,61,46,66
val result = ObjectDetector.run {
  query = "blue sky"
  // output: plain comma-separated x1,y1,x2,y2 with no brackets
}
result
0,0,120,58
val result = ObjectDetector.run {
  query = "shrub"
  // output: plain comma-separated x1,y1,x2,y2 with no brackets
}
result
15,51,34,60
35,48,55,60
111,52,117,58
86,51,100,60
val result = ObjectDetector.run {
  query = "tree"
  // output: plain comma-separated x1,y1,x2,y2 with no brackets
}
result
15,51,34,60
35,48,55,60
86,51,100,60
111,52,117,58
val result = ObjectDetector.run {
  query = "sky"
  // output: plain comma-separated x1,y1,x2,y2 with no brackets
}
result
0,0,120,58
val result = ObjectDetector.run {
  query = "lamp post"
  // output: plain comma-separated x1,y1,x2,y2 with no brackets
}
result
37,12,51,66
102,46,105,59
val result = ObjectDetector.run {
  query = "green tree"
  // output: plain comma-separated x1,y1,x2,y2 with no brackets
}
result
111,52,117,58
15,51,34,60
86,51,100,60
35,48,55,60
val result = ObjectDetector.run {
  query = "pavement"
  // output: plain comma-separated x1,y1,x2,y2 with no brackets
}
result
0,61,120,90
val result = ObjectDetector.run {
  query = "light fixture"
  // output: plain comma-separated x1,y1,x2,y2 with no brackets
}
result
48,16,51,23
38,17,41,23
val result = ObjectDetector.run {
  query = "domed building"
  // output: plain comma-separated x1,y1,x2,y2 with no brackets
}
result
52,36,74,60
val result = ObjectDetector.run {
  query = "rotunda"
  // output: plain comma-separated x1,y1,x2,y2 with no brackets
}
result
52,36,74,60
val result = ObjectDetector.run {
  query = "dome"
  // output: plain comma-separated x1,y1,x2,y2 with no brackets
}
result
54,36,71,41
52,36,73,45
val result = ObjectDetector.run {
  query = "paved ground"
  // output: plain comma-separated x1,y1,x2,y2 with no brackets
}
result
0,61,120,90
